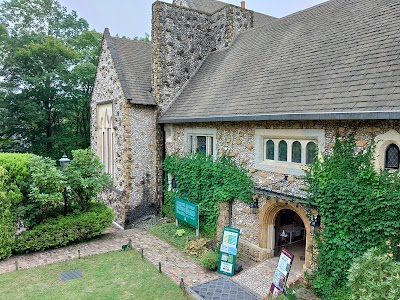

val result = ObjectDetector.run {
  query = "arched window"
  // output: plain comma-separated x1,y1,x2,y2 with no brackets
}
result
278,140,287,161
292,141,302,163
306,142,317,164
385,144,399,169
266,140,274,160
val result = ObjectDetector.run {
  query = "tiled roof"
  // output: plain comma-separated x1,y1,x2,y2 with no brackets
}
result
185,0,277,27
105,29,155,106
160,0,400,122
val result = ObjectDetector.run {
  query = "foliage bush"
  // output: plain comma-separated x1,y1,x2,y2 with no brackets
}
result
307,136,400,298
184,238,208,257
13,203,114,254
199,250,219,270
64,149,112,211
0,153,33,206
22,155,67,227
162,190,174,219
164,154,253,234
0,166,15,259
347,248,400,300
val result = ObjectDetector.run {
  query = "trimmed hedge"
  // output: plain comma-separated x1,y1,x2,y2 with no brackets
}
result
0,153,33,206
0,166,15,259
13,203,114,254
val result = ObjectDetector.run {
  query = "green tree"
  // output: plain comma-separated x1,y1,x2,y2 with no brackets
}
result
307,136,400,298
0,0,101,158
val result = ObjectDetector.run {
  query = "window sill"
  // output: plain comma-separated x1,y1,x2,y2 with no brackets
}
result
255,160,308,176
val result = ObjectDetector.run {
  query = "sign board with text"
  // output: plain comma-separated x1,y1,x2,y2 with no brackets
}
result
269,248,294,297
174,198,199,229
218,226,240,277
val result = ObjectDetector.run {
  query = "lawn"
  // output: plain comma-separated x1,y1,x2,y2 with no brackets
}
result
0,250,190,300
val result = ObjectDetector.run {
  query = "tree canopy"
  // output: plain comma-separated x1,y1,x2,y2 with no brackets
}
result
0,0,101,158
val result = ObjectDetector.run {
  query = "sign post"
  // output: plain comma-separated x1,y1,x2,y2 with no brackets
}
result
217,226,240,277
269,248,294,297
174,198,199,236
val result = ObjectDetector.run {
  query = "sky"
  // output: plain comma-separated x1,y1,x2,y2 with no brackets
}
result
58,0,328,38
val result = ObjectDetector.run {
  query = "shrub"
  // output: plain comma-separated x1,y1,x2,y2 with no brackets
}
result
0,166,15,260
184,238,208,257
347,248,400,300
13,203,114,254
21,155,67,227
162,191,174,219
65,149,112,211
199,250,219,270
0,153,33,206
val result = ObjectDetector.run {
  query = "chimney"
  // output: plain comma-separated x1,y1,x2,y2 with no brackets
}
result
241,1,245,8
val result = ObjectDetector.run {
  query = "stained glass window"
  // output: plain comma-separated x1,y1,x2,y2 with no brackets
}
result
385,144,399,169
196,136,207,154
292,141,302,163
278,140,287,161
306,142,317,164
266,140,274,160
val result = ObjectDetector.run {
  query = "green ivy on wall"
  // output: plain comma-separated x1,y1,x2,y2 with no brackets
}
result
163,154,254,235
306,136,400,299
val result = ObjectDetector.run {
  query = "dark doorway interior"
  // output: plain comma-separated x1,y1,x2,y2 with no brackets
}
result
274,209,306,258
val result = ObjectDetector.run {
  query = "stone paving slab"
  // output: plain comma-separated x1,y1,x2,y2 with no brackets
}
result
232,257,304,298
190,276,260,300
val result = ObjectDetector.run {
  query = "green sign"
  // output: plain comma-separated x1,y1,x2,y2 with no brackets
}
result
174,198,199,228
218,226,240,277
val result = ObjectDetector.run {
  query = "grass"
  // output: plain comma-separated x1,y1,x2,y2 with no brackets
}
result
0,249,190,300
149,222,199,251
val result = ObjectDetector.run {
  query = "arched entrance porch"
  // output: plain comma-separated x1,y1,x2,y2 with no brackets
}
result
259,198,312,269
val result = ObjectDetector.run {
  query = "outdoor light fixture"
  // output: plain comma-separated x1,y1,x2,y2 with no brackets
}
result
59,153,70,214
310,214,321,235
249,199,259,214
59,154,70,170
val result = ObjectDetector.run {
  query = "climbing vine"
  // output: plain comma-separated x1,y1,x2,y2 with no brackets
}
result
163,154,254,235
306,136,400,299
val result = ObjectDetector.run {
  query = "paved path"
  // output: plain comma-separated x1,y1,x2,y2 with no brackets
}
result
0,227,307,299
0,227,218,287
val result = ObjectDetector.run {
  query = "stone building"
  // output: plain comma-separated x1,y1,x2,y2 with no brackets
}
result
91,0,400,269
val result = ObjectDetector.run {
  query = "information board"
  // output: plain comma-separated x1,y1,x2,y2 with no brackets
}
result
174,198,199,228
218,226,240,277
269,248,294,297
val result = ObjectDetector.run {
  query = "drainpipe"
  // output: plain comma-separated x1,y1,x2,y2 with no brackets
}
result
112,220,125,230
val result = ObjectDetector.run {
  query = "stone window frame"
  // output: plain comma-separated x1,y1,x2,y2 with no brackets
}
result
184,128,217,159
254,129,325,176
97,102,115,178
374,130,400,171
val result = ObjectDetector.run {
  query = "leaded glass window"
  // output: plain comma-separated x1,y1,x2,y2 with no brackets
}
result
278,140,287,161
266,140,274,160
292,141,302,163
196,136,207,154
385,144,399,169
306,142,317,164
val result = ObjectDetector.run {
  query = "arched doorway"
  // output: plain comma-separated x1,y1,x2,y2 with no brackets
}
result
274,209,306,259
259,198,312,269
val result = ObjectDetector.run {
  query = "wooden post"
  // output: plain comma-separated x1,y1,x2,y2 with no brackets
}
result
15,260,18,271
141,248,144,259
180,278,185,290
78,250,81,259
159,262,162,273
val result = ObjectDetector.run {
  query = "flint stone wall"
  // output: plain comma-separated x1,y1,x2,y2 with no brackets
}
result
151,1,252,113
165,119,400,244
91,37,158,226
